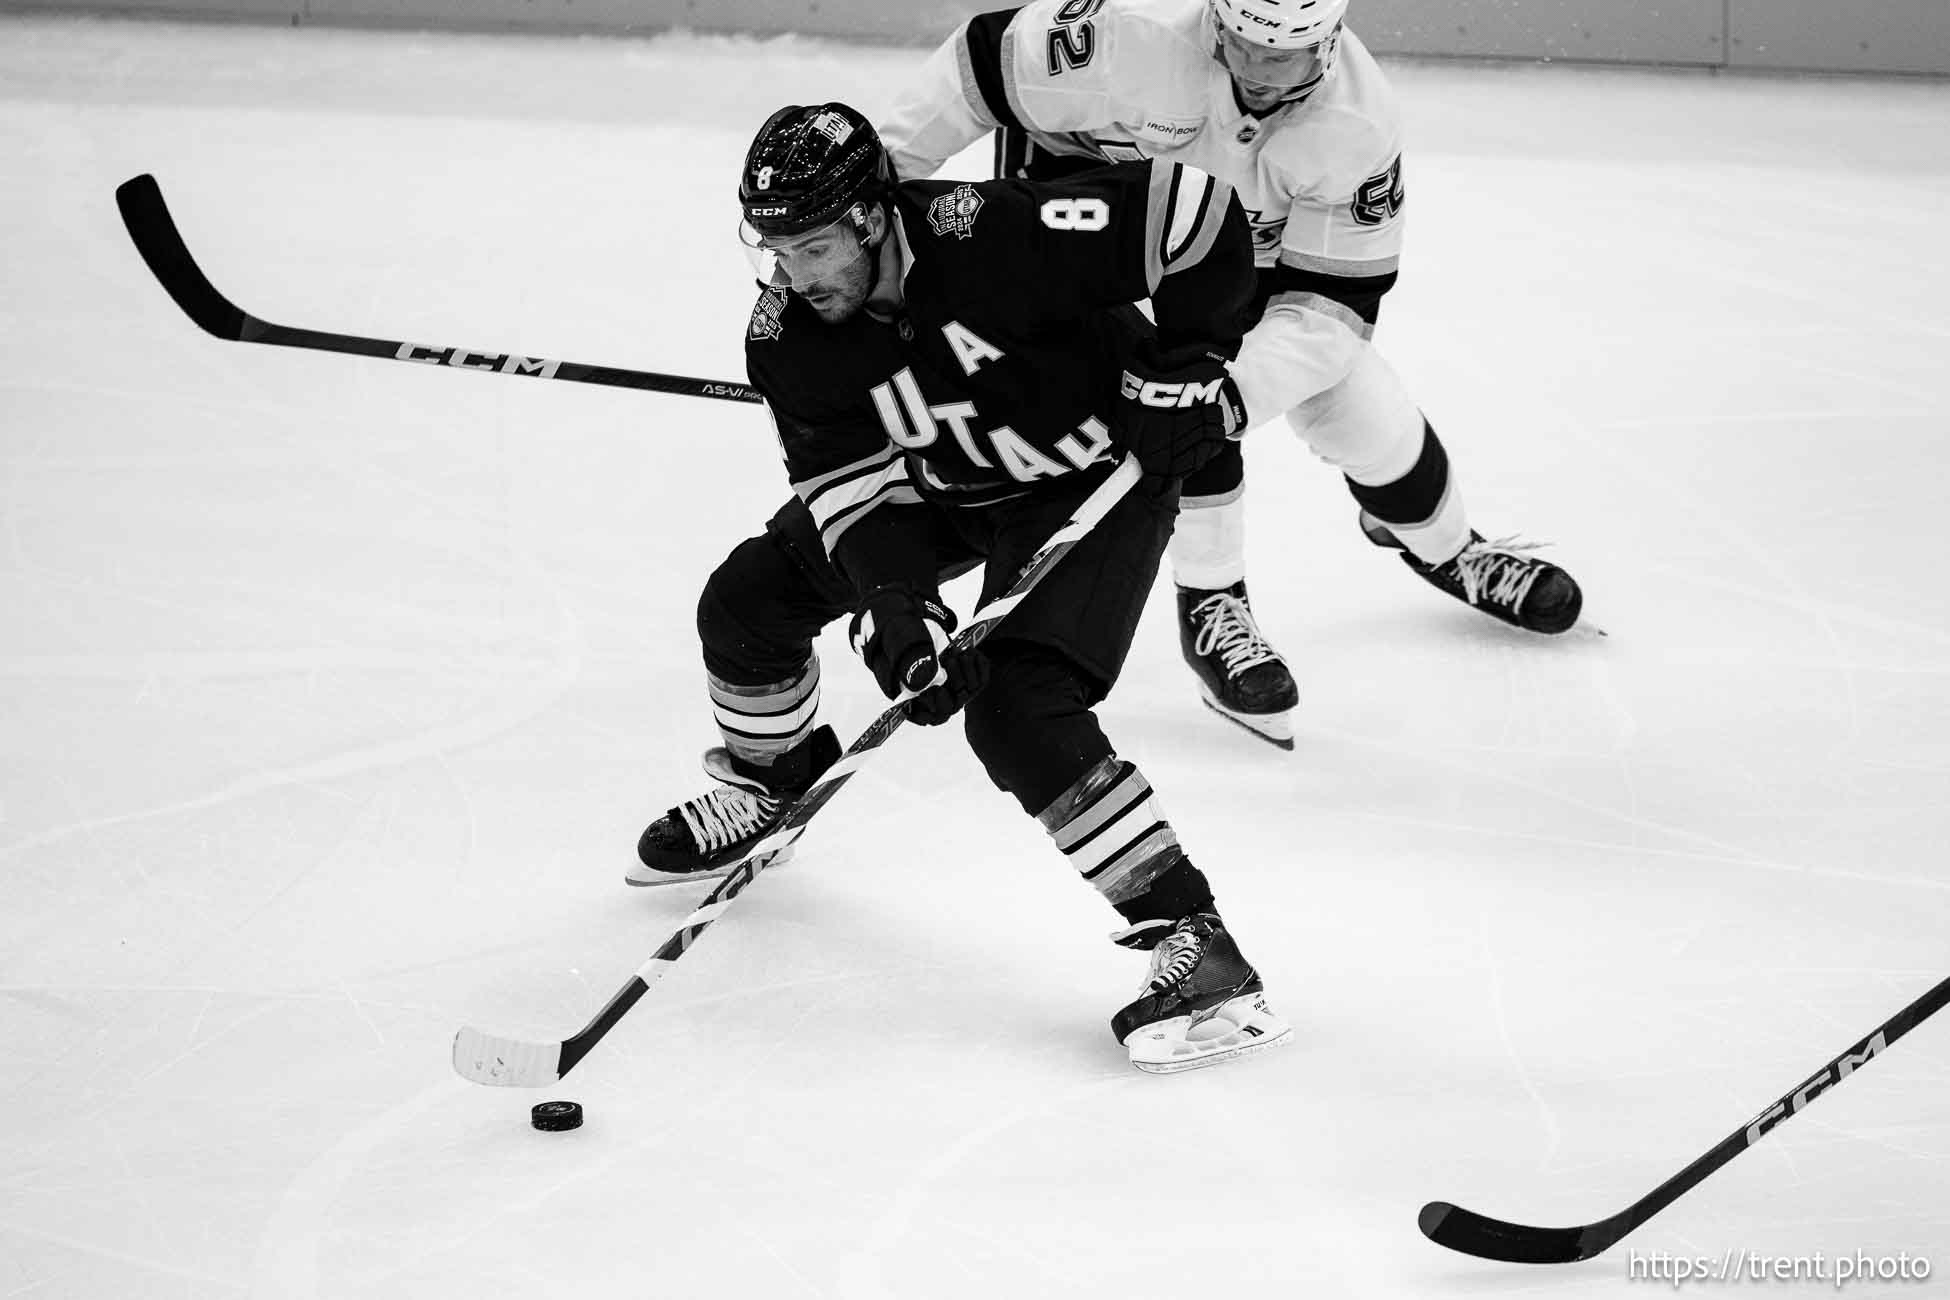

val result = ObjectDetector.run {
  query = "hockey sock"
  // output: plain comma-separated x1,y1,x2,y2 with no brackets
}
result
1168,488,1248,590
708,657,821,770
1112,853,1217,927
1037,755,1209,912
1345,420,1472,565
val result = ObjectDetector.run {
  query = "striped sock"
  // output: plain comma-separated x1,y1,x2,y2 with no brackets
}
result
1037,756,1183,907
709,657,821,768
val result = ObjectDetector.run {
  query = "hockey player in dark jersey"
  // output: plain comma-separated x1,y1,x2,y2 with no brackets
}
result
632,101,1290,1072
880,0,1586,749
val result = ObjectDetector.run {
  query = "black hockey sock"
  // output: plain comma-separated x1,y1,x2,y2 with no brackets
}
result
1112,853,1217,928
1345,418,1450,526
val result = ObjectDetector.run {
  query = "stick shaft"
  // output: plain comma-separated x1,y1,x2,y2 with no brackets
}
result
114,173,763,404
454,457,1145,1086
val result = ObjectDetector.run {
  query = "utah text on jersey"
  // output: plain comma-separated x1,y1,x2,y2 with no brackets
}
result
870,347,1116,489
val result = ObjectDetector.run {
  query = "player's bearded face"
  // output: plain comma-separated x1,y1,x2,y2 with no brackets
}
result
1214,26,1338,110
742,213,875,323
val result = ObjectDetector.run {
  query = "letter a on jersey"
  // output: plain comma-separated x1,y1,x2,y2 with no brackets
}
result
941,321,1005,376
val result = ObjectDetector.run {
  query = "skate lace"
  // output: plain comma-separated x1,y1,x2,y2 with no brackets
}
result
1190,593,1279,675
1145,927,1206,994
677,782,779,853
1447,536,1547,613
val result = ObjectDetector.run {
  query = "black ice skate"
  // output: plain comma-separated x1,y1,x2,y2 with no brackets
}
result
1110,912,1293,1074
1177,582,1299,750
628,725,840,887
1362,513,1583,634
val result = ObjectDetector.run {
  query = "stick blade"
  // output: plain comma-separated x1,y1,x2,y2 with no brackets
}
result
114,173,251,340
452,1025,564,1088
1418,1200,1597,1264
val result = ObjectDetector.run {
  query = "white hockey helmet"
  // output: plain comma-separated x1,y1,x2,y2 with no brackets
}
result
1209,0,1347,102
1210,0,1347,48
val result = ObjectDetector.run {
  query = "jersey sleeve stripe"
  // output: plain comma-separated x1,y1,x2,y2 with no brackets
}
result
1162,165,1211,264
821,483,925,552
795,444,898,501
1140,159,1176,295
1278,247,1402,278
1264,290,1376,341
961,9,1025,133
797,451,912,533
949,20,1003,130
1161,169,1237,278
1258,259,1399,328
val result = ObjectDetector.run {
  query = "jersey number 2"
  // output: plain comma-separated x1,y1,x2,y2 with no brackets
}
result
1045,0,1104,75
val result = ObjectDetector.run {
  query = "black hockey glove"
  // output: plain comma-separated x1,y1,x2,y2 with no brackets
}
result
1113,341,1248,487
847,584,991,727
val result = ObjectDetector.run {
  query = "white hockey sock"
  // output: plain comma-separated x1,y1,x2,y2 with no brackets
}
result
1168,488,1247,591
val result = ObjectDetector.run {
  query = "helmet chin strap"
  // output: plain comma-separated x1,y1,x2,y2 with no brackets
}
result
853,201,896,306
1232,75,1323,111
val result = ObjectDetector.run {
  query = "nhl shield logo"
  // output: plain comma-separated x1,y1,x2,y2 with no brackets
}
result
927,184,985,240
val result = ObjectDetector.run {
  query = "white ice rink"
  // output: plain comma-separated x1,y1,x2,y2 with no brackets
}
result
3,14,1948,1298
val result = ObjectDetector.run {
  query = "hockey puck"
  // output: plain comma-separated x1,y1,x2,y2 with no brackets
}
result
530,1100,583,1132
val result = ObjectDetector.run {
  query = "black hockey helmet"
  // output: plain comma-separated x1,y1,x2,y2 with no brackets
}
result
739,103,894,242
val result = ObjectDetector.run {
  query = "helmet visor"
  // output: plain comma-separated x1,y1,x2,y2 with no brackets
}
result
1214,24,1335,91
738,209,870,296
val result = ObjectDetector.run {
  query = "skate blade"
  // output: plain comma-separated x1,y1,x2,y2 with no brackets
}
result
1196,687,1294,751
1125,994,1294,1074
623,845,794,888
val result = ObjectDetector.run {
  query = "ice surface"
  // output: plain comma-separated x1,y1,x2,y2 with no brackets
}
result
2,15,1947,1298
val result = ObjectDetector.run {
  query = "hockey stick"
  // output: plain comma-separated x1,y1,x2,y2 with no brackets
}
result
113,173,763,405
1420,974,1950,1263
451,454,1145,1087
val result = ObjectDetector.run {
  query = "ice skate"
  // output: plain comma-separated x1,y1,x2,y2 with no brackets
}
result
1176,582,1299,750
1362,513,1582,634
1110,912,1293,1073
628,725,839,887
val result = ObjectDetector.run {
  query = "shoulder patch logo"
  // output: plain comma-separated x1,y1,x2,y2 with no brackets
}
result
747,286,787,342
1352,155,1405,227
926,184,985,240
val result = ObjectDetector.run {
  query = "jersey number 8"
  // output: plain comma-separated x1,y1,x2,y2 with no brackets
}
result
1040,197,1111,232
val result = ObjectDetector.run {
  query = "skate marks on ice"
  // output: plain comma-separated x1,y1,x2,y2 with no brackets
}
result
834,1073,1132,1300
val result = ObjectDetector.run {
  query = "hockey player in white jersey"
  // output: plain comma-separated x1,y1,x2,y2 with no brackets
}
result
881,0,1583,748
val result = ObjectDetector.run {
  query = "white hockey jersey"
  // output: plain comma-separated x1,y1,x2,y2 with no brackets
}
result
880,0,1407,422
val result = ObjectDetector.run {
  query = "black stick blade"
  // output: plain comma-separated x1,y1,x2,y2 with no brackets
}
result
1418,1201,1602,1264
115,173,251,340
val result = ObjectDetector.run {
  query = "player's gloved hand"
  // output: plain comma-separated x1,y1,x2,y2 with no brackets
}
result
847,584,991,726
1113,341,1249,486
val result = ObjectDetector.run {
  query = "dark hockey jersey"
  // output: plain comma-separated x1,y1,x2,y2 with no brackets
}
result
879,0,1409,430
744,157,1252,593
